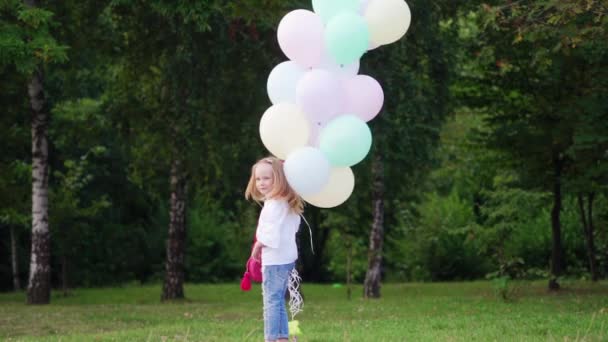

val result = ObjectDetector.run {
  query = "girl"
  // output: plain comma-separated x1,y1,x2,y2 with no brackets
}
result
245,157,303,342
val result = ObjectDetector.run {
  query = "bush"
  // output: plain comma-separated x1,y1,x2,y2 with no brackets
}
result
185,193,253,282
397,191,491,281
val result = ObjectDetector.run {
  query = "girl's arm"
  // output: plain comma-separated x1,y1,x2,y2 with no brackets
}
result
251,241,264,262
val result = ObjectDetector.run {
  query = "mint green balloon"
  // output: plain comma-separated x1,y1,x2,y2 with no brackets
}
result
325,12,370,66
320,115,372,167
312,0,360,23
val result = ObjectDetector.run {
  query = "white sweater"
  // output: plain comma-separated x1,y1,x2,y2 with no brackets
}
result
256,199,300,266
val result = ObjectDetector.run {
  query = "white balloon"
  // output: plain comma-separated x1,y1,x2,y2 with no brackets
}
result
259,104,310,160
284,147,330,196
267,61,306,105
303,167,355,208
364,0,411,45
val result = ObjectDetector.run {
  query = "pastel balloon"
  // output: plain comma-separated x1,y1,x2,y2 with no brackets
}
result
364,0,411,45
319,115,372,167
344,75,384,122
368,40,380,51
284,147,331,196
277,10,324,68
308,121,323,147
303,167,355,208
267,61,306,104
296,69,345,126
359,0,371,13
259,103,310,160
312,0,360,23
317,48,360,79
325,12,370,66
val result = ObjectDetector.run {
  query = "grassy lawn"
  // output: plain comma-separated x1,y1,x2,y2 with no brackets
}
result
1,280,607,341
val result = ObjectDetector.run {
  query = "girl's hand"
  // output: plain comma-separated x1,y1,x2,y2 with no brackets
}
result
251,241,262,262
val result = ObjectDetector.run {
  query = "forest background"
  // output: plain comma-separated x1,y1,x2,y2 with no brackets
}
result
1,0,607,303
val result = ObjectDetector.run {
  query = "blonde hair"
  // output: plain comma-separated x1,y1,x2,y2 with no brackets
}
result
245,156,304,214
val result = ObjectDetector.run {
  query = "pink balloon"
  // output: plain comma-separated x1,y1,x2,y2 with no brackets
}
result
360,0,371,13
296,70,346,126
344,75,384,122
277,10,324,68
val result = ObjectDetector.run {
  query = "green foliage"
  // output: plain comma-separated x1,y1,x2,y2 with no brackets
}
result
319,0,463,285
49,147,112,260
0,160,30,227
408,101,604,283
0,1,68,73
474,175,551,271
491,275,519,302
440,1,608,287
398,191,490,281
185,193,247,283
323,209,369,283
1,0,607,290
450,1,608,193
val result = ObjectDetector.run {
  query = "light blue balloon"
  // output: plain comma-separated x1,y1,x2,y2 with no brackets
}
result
312,0,360,23
325,12,370,66
320,115,372,167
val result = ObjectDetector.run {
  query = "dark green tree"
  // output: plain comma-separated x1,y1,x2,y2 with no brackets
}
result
105,0,292,299
454,1,608,289
360,0,461,298
0,0,68,303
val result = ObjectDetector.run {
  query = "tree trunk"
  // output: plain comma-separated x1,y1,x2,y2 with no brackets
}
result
548,153,564,291
577,192,598,281
27,65,51,305
61,256,69,296
587,193,598,281
346,235,352,301
364,152,385,298
161,158,187,301
300,207,330,282
10,225,21,291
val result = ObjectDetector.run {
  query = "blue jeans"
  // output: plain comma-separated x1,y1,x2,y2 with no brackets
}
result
262,262,294,340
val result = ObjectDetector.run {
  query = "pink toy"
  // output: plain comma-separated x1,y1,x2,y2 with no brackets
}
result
240,235,262,291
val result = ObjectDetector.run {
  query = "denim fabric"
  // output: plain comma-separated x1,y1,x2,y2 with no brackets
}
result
262,262,295,340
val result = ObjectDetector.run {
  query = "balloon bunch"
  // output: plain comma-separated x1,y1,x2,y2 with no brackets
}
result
260,0,412,208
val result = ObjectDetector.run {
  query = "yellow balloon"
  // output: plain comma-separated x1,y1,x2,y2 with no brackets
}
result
303,167,355,208
259,103,310,160
364,0,411,46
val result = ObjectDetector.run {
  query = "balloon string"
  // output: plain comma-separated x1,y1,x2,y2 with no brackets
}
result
288,268,303,319
256,201,314,254
300,214,314,255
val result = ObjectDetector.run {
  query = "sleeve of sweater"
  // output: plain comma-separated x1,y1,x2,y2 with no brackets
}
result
256,199,288,249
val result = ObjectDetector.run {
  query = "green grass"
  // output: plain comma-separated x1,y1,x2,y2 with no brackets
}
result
1,280,608,341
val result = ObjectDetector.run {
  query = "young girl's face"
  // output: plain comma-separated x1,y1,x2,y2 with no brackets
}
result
254,162,274,196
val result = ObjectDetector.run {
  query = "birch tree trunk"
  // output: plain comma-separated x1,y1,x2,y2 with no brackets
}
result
364,152,384,298
10,225,21,291
161,158,187,301
26,66,51,304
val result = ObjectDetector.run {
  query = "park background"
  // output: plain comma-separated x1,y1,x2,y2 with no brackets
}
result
1,0,607,340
